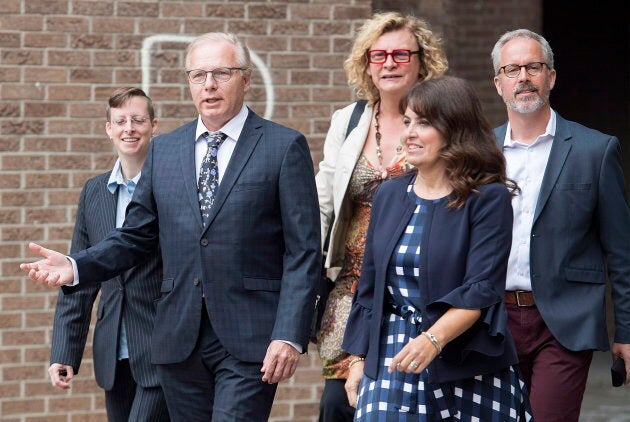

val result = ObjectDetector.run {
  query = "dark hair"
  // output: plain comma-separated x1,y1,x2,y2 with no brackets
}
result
106,87,155,121
400,76,518,209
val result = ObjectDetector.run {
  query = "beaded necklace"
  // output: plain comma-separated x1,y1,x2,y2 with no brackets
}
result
374,101,403,179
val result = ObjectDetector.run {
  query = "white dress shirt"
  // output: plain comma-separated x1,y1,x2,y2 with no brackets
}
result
502,110,556,291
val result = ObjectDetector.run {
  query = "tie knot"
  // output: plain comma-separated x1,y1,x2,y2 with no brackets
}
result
203,131,226,148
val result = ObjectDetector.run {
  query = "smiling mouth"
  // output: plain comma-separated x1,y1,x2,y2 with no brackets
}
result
121,138,139,143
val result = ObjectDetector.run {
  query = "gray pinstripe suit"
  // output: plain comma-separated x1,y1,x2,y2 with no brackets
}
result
51,170,169,421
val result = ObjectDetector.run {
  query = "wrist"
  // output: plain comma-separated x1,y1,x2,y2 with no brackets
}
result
348,356,365,369
422,331,443,354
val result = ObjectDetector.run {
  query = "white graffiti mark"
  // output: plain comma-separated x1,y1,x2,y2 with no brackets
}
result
141,34,275,119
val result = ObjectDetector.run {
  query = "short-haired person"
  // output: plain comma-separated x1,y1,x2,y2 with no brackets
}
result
342,76,532,420
315,12,447,421
20,32,321,421
49,87,168,421
491,29,630,421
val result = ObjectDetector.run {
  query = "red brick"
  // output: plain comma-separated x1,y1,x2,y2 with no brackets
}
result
270,53,311,69
290,4,332,19
45,16,90,33
1,191,45,207
0,0,20,13
0,67,21,82
2,155,45,171
162,2,203,17
0,312,21,329
0,32,21,47
1,330,47,347
49,85,91,100
270,21,309,36
313,21,352,36
227,20,267,35
48,225,75,240
117,1,159,17
24,0,68,14
23,68,68,83
92,16,137,33
73,0,114,16
47,50,90,66
1,119,45,135
69,68,114,83
24,32,66,48
1,50,44,65
1,398,45,415
205,4,245,18
0,173,20,188
0,210,21,226
70,34,113,50
0,16,43,31
248,4,288,19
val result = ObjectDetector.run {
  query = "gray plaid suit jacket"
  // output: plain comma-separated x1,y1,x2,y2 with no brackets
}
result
51,171,163,389
71,109,321,364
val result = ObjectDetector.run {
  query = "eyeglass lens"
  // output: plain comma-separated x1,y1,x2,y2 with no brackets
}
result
188,67,238,84
502,62,546,78
368,50,416,64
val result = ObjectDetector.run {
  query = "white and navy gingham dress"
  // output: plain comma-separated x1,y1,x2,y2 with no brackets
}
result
354,185,532,421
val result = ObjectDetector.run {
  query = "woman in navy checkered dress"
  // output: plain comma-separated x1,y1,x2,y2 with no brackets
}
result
342,77,533,421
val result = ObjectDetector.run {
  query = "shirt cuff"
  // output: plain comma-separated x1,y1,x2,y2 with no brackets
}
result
67,256,79,287
280,340,302,353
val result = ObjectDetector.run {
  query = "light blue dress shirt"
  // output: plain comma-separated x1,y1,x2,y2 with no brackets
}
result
106,159,141,360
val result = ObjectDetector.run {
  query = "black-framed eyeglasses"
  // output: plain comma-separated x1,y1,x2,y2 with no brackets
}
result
186,67,247,84
111,117,151,127
367,49,421,64
498,62,548,78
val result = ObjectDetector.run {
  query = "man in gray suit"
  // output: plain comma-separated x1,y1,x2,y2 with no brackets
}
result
49,87,168,421
21,32,320,421
491,29,630,421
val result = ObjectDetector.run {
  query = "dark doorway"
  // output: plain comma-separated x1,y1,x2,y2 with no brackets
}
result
543,2,630,191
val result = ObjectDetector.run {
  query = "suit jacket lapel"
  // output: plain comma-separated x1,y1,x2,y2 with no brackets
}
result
533,116,572,224
179,121,205,229
99,175,124,285
202,109,263,231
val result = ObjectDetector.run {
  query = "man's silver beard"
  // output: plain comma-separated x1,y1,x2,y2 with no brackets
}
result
504,92,547,114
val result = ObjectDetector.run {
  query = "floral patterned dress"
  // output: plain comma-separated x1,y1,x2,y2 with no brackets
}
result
317,154,407,379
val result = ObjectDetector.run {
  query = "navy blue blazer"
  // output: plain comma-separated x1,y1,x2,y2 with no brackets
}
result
71,109,321,364
52,171,162,389
495,112,630,350
342,173,518,383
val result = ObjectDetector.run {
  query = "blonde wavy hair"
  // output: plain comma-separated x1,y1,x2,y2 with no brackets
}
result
344,12,448,104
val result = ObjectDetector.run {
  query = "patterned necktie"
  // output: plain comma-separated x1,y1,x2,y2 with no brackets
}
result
198,131,226,224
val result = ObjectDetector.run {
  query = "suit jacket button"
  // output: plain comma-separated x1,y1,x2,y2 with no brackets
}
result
200,238,209,246
193,278,201,286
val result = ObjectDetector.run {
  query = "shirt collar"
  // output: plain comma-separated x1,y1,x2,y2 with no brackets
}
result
107,159,142,194
503,108,557,148
194,104,249,143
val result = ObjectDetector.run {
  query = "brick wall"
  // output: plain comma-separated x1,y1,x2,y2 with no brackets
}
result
0,1,540,420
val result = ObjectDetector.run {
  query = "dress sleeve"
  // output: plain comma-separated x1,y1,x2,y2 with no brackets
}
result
427,185,514,361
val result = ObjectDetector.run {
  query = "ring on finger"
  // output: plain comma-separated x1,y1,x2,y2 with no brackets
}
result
410,361,419,368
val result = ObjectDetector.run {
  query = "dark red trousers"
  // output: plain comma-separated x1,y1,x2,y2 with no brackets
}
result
507,304,593,422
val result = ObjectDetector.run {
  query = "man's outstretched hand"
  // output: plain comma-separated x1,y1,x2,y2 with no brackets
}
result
19,242,74,287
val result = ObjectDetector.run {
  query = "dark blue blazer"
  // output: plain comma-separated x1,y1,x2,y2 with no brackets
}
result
495,112,630,350
71,109,321,364
52,171,163,389
342,174,518,383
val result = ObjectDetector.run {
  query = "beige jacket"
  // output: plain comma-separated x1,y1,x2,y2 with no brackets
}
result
315,101,373,270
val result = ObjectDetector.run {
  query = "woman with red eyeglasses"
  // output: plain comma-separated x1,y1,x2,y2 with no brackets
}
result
315,12,448,421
